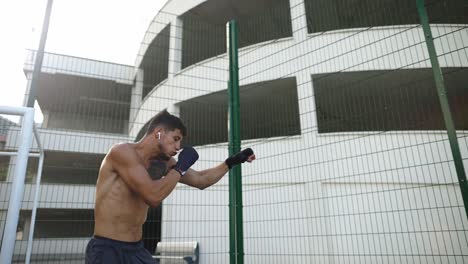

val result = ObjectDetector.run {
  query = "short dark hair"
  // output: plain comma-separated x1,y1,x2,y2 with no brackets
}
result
146,109,187,136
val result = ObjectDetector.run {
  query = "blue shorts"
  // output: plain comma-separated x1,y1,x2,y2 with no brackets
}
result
85,236,155,264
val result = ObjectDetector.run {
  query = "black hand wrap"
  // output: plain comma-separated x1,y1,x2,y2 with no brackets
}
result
225,148,254,169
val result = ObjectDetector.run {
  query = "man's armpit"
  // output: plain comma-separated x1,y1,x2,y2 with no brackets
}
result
147,160,167,180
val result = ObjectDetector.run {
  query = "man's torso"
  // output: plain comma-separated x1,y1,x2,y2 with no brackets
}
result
94,145,169,242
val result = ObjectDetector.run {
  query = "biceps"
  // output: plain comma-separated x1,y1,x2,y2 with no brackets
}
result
118,166,153,195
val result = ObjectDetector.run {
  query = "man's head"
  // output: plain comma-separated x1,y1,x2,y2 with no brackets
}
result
145,110,187,160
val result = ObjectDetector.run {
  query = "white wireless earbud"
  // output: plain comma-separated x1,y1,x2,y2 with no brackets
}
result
158,132,161,140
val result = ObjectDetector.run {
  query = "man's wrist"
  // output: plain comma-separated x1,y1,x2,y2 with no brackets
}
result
225,157,234,169
172,167,186,177
223,161,230,170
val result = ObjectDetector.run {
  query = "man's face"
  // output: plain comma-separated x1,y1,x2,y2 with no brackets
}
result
157,129,183,160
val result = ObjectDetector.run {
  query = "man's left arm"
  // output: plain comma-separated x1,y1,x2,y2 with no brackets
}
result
178,148,255,190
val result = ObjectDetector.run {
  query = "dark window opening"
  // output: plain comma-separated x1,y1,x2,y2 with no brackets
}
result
140,25,170,99
304,0,468,34
181,0,292,68
0,156,39,183
37,73,131,134
142,206,162,254
313,68,468,133
0,156,9,181
34,209,94,238
40,151,103,185
180,77,301,146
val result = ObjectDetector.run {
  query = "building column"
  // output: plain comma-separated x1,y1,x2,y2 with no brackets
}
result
21,214,31,241
167,104,180,117
22,72,33,107
41,110,49,128
168,17,183,78
296,72,317,133
129,69,144,130
289,0,309,42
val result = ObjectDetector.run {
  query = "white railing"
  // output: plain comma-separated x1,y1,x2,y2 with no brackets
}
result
14,238,88,256
0,183,95,210
0,106,44,264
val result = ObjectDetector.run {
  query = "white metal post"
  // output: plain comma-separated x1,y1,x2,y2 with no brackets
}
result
25,125,44,264
0,106,35,264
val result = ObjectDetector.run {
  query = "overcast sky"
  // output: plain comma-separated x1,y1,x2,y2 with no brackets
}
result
0,0,167,121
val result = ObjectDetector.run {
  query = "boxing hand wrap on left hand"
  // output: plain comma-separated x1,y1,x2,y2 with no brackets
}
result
225,148,254,169
174,147,199,176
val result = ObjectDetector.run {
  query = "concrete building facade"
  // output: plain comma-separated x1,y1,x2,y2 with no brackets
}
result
1,0,467,263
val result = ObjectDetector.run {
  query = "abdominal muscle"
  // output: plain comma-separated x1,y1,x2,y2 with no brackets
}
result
94,168,149,242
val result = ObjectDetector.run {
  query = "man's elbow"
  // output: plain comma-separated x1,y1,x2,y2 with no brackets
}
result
197,182,211,190
148,200,161,208
143,195,162,208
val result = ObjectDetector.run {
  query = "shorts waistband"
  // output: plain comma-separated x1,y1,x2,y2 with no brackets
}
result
93,235,143,246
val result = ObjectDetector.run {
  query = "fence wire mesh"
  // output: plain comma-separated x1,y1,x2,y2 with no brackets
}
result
0,0,467,263
238,0,468,263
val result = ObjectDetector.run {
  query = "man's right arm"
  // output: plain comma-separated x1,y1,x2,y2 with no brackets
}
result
109,145,181,207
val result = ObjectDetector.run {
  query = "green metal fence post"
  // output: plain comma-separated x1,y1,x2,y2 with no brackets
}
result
416,0,468,219
227,76,236,264
227,20,244,264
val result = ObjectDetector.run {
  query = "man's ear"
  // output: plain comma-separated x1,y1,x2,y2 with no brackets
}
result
154,127,165,140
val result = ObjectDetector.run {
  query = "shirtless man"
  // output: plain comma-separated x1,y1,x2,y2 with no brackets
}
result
85,110,255,264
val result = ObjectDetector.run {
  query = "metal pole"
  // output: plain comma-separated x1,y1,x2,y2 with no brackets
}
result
226,21,236,264
27,0,53,107
416,0,468,219
227,80,237,264
0,108,35,264
0,152,40,158
227,20,244,264
25,126,45,264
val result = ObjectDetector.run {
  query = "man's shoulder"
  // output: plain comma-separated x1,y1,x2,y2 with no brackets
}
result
108,143,138,164
110,142,134,152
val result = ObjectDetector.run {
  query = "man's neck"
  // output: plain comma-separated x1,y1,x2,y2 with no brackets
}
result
134,138,161,164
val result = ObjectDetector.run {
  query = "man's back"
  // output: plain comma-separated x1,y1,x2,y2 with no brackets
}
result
94,144,149,242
